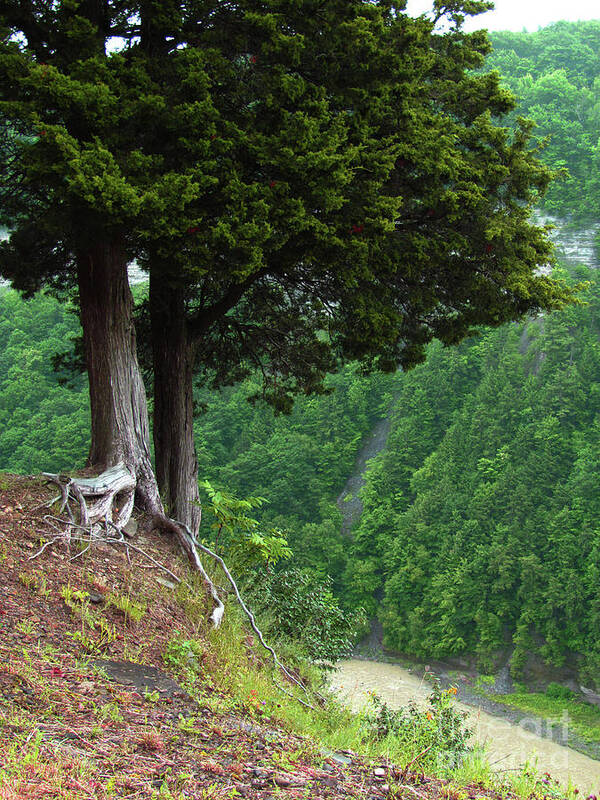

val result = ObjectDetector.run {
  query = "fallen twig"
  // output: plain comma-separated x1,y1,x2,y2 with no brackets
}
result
401,744,433,778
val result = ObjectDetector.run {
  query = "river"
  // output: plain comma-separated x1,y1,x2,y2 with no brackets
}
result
331,659,600,792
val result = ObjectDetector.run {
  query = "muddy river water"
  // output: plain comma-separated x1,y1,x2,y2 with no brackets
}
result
331,659,600,792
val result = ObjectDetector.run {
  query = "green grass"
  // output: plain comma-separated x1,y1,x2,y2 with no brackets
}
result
490,690,600,744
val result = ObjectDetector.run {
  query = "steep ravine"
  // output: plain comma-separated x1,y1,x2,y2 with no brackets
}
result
332,218,600,784
336,216,599,541
336,414,393,536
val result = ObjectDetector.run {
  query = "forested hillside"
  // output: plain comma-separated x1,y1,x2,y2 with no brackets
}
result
0,289,89,472
486,22,600,220
194,370,400,590
348,265,600,685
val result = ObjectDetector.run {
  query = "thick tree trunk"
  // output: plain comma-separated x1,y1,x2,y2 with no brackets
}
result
77,239,162,516
150,273,202,535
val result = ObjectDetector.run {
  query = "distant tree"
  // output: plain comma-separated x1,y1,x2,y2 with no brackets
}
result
487,21,600,218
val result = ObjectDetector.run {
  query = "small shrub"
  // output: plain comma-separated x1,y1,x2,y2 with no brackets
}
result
164,635,203,676
245,567,363,665
545,682,577,701
362,681,473,772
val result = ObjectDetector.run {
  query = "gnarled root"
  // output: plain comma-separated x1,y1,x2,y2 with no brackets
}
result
152,515,224,628
42,463,136,531
36,470,315,709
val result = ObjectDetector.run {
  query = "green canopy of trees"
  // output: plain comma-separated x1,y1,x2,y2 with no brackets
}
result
486,21,600,219
0,287,89,472
0,0,571,538
348,264,600,685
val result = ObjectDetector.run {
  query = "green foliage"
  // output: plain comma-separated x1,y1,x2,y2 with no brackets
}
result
486,22,600,219
195,366,399,590
163,636,204,679
244,568,362,665
0,0,572,385
362,684,473,773
199,480,292,571
545,682,576,701
349,264,600,685
107,592,146,624
0,289,89,473
490,687,600,745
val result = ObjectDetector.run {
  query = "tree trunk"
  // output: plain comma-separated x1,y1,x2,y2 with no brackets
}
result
150,273,202,535
77,238,162,516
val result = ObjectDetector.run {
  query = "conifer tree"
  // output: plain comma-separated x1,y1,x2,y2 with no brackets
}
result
0,0,572,536
139,1,574,530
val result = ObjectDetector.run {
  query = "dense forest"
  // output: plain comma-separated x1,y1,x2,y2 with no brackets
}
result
350,265,600,685
2,20,600,682
487,22,600,220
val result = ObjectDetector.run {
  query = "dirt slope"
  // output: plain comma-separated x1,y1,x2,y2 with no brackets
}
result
0,475,534,799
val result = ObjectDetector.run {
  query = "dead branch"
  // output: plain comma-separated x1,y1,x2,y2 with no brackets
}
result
150,515,224,626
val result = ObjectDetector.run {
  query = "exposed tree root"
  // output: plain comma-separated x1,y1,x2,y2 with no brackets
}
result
165,517,321,711
42,464,136,531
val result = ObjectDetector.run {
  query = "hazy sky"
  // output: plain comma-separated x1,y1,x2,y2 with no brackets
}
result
405,0,600,32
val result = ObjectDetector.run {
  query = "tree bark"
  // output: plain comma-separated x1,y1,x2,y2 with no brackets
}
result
77,238,162,516
150,273,202,535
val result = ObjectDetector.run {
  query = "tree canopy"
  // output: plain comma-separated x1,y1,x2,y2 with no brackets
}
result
486,21,600,220
0,0,572,534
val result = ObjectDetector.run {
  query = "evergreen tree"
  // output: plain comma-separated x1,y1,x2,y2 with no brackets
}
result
141,0,572,530
0,1,572,534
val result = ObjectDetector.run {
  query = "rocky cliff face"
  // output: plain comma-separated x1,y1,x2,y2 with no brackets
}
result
540,214,599,270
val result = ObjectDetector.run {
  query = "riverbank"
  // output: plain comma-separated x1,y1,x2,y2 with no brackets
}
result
335,653,600,791
352,644,600,762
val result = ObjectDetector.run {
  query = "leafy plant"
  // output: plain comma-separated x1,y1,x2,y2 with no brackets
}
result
546,682,577,701
245,567,362,664
163,635,203,677
107,592,146,624
362,682,473,773
199,480,292,571
60,583,116,651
